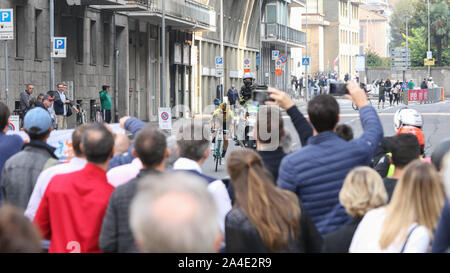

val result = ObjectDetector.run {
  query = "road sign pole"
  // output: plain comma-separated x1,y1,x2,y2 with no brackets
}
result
305,2,309,102
4,40,8,106
50,0,55,90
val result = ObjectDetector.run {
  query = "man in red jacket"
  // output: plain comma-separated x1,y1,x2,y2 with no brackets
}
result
34,123,115,253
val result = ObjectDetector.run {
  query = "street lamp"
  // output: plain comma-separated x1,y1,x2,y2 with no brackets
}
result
427,0,431,77
404,15,412,83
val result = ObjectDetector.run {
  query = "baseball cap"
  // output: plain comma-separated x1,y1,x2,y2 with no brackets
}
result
24,107,53,134
42,94,53,101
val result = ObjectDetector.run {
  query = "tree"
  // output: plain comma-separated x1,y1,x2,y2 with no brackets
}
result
402,27,427,67
429,2,450,66
389,0,417,49
409,0,450,66
366,48,383,67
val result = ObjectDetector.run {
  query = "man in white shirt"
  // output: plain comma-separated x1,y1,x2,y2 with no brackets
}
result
173,120,231,236
25,124,88,220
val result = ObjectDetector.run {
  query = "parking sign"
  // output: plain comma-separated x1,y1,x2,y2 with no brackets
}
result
0,9,14,40
52,37,67,58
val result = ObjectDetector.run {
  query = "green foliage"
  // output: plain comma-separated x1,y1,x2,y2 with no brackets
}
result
389,0,418,49
401,27,427,67
366,49,384,68
400,0,450,66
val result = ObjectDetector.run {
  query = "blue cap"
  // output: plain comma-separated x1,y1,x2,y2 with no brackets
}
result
24,107,53,134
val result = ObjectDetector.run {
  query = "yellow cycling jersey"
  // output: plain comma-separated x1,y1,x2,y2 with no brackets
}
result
213,108,234,123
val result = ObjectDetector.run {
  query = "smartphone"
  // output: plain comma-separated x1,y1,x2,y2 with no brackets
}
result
329,82,349,96
252,85,274,105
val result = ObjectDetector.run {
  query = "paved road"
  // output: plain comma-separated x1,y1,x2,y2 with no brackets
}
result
202,98,450,179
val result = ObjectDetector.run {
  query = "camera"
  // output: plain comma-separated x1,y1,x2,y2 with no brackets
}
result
252,85,274,105
329,82,349,96
329,82,367,96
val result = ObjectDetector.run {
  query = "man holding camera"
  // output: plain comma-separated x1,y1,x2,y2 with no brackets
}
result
277,82,383,235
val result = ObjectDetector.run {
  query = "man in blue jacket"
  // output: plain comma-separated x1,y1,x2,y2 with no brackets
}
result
277,82,383,235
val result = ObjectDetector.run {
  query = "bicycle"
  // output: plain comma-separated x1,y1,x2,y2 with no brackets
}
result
91,103,103,123
76,102,88,125
211,125,229,172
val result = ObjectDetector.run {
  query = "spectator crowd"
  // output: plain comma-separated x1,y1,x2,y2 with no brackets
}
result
0,80,450,253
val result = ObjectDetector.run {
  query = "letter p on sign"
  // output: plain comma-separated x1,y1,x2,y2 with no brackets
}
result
0,10,11,22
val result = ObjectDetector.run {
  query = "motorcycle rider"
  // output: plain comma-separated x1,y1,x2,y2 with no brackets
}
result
239,72,255,105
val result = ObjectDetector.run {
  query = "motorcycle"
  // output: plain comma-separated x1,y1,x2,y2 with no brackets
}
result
234,101,258,149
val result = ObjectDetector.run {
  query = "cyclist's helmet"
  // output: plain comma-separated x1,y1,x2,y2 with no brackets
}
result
220,102,228,112
393,107,423,131
396,125,425,152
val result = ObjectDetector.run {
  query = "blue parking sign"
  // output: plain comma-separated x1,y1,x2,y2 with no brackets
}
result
0,10,12,22
55,38,65,49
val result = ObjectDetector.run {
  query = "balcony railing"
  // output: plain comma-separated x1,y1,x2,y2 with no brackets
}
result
127,0,216,29
262,22,306,46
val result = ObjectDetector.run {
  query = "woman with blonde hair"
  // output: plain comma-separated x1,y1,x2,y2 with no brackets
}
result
224,148,322,253
350,160,445,252
322,167,387,253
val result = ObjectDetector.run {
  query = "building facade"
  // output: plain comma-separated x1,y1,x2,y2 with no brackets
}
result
260,0,306,91
301,0,329,75
359,5,388,57
192,0,260,115
0,0,216,125
323,0,362,80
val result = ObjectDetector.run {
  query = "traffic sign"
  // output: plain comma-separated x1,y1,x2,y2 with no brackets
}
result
51,37,67,58
243,58,251,72
424,58,435,66
391,67,409,71
8,115,19,132
302,57,310,66
279,54,287,64
0,9,14,40
158,108,172,130
355,55,365,71
392,48,410,52
215,56,224,77
272,50,279,60
391,52,409,57
391,57,409,62
427,51,432,59
256,53,260,67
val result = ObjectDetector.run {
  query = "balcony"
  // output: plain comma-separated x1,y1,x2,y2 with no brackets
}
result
289,0,306,7
79,0,216,32
262,22,306,48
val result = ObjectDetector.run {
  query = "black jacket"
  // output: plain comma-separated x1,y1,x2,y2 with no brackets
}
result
225,206,323,253
53,91,73,116
99,168,161,253
321,218,362,253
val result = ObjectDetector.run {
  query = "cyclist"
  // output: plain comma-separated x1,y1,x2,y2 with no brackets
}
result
211,102,234,158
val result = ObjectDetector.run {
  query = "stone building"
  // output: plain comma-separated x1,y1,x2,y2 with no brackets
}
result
0,0,216,125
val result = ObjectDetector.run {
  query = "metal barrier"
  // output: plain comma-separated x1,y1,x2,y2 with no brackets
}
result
405,88,444,105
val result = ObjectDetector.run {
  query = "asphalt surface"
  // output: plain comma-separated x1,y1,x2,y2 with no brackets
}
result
202,98,450,179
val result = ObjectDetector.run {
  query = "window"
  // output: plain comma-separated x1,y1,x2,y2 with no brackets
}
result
34,9,43,60
90,20,97,65
76,17,84,63
103,20,110,65
15,6,25,58
360,26,364,42
265,4,276,23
